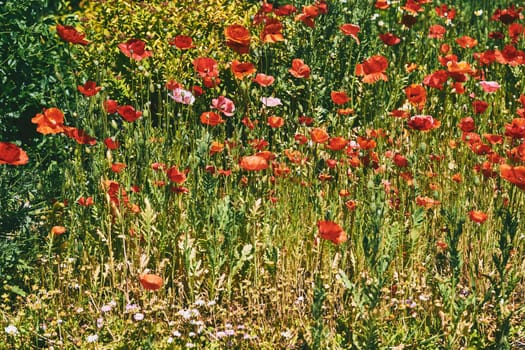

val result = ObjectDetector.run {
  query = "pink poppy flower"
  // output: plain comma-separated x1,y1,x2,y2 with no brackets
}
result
211,96,235,116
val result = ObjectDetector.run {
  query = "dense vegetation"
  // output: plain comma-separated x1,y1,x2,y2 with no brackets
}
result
2,0,525,348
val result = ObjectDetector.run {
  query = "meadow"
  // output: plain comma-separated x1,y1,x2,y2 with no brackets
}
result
1,0,525,348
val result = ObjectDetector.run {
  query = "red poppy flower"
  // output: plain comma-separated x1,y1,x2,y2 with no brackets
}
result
225,24,251,54
456,36,478,49
508,142,525,162
317,220,347,245
210,141,225,155
104,99,119,114
274,4,297,16
104,137,120,150
355,55,388,84
393,153,409,167
139,273,163,291
428,25,446,39
289,58,311,79
423,70,448,90
405,84,426,109
192,57,219,79
261,18,284,43
356,136,376,150
192,86,204,97
167,166,187,183
310,128,329,143
118,39,152,61
267,116,285,128
239,155,268,171
256,150,276,161
469,210,488,224
111,162,127,173
500,164,525,190
63,126,97,145
331,91,349,105
31,107,65,134
56,24,89,45
458,117,475,132
78,81,102,97
77,196,94,206
402,0,423,13
326,137,348,151
253,73,275,87
379,32,401,46
200,111,224,126
504,118,525,139
472,100,489,114
231,60,256,80
435,4,456,20
407,115,440,131
492,5,522,24
345,200,357,211
390,109,410,118
375,0,389,9
483,134,503,145
117,105,142,122
295,5,320,28
285,149,307,164
0,142,29,166
340,24,360,44
169,35,195,49
298,116,314,125
509,23,524,43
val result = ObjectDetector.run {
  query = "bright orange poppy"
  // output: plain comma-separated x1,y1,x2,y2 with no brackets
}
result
261,18,284,43
200,111,224,126
504,118,525,139
51,226,67,235
267,116,285,128
231,60,256,80
326,137,348,151
355,55,388,83
210,141,225,155
405,84,426,109
225,24,251,54
317,220,347,245
111,162,127,173
500,164,525,190
139,273,163,291
31,107,65,134
239,155,268,171
469,210,488,223
331,91,350,105
456,35,478,49
310,128,329,143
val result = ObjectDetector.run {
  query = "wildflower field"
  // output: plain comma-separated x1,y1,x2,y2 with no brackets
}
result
2,0,525,348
